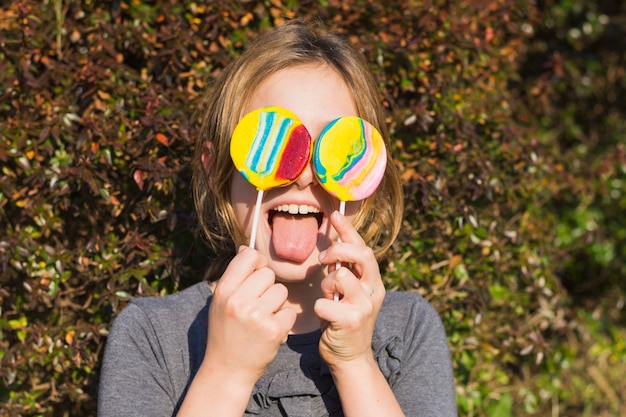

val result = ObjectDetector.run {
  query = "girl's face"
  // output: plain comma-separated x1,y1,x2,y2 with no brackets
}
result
230,64,360,282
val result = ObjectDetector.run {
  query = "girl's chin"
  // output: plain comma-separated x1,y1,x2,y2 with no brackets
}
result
268,258,326,282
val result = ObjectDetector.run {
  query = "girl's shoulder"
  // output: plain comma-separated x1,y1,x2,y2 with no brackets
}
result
130,281,211,312
373,291,450,387
376,290,447,343
378,290,439,322
111,281,212,335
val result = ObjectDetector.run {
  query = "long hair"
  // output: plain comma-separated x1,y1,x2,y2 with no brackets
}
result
192,20,404,279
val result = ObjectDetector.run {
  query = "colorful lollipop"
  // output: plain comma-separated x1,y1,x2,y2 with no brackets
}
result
313,116,387,212
230,106,313,248
313,116,387,295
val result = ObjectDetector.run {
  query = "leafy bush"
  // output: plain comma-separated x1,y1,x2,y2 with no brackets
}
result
0,0,624,416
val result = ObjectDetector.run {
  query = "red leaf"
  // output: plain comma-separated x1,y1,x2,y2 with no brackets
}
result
133,170,144,190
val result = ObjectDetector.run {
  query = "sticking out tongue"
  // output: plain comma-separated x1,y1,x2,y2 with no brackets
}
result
271,212,319,263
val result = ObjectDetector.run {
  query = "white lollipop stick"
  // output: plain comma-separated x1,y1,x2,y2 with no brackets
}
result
333,200,346,301
335,200,346,269
249,189,264,249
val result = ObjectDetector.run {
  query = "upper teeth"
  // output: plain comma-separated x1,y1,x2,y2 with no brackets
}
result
273,204,320,215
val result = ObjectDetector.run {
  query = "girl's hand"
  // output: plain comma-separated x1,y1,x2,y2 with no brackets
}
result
203,246,297,386
314,211,385,370
177,247,295,416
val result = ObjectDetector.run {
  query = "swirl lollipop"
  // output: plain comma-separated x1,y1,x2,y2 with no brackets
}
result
230,106,313,248
313,116,387,204
313,116,387,298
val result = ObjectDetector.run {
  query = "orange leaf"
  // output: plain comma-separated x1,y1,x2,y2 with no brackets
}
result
155,132,169,146
65,330,75,345
401,168,419,182
485,27,494,43
449,255,463,270
97,90,110,100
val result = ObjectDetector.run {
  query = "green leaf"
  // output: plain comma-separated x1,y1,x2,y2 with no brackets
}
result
486,392,512,417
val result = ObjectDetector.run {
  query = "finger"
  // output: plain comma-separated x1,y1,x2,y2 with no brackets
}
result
273,307,297,343
258,282,289,314
218,267,279,320
320,267,362,301
319,268,342,301
320,241,377,281
237,266,276,290
330,210,365,245
217,246,268,296
314,296,354,325
321,266,384,305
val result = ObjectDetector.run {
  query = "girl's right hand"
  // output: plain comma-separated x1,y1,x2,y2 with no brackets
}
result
202,246,296,387
177,246,295,416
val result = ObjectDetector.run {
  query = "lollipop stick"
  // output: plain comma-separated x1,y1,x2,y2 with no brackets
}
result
333,200,346,301
335,200,346,269
249,189,264,249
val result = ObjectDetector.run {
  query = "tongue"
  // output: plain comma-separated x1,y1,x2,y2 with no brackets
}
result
271,213,319,263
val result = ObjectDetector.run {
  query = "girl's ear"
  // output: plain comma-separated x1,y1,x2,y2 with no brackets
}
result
201,141,216,192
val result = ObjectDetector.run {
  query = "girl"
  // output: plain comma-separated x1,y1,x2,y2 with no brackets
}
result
98,20,457,417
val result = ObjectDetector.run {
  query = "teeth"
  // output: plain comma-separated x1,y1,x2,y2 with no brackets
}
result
273,204,320,215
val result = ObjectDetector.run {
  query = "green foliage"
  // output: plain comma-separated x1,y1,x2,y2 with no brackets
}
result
1,0,624,416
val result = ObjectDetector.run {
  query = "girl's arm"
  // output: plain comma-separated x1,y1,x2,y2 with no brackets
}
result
176,247,296,417
314,210,405,417
325,344,406,416
316,211,458,416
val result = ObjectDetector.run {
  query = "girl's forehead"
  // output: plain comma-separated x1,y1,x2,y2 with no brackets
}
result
245,64,358,138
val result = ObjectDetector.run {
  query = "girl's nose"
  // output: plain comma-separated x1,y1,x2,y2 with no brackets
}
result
295,161,316,188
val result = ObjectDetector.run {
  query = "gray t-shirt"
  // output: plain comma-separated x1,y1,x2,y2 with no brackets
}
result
98,281,457,416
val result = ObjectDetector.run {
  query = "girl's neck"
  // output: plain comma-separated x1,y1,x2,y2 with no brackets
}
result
282,279,324,335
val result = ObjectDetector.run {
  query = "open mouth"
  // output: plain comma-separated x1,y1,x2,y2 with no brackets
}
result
268,204,324,229
267,203,325,263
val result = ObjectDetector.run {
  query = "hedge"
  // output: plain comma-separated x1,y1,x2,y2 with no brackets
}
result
1,0,624,415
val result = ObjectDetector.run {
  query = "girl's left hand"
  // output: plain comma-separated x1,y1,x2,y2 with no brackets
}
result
314,210,385,370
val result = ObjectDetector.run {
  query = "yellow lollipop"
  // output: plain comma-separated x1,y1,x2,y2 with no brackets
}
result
230,106,313,247
313,117,387,294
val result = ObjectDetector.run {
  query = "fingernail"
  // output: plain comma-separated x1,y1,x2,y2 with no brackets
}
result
319,250,327,261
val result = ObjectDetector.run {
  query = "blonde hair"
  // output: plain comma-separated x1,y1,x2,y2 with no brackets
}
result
192,20,403,278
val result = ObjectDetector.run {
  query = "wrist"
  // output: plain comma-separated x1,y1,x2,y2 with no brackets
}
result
176,360,256,417
197,356,259,391
325,350,377,376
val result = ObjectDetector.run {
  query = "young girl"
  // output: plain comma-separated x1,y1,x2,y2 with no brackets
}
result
98,20,457,417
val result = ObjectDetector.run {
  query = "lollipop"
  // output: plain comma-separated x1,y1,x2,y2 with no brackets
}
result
313,116,387,211
230,106,312,248
313,116,387,298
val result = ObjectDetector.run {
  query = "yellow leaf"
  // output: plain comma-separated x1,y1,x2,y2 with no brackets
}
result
9,316,27,329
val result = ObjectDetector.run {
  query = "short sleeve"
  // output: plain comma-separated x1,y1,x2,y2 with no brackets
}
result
376,293,458,416
98,302,178,417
